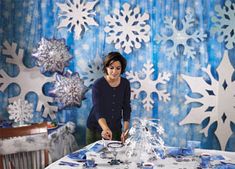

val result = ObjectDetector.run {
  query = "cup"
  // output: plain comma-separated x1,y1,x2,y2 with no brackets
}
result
85,159,95,167
142,162,154,169
187,140,201,155
200,154,211,168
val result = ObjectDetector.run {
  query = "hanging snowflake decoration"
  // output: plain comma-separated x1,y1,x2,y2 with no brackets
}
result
8,99,33,124
50,71,88,109
56,0,99,39
125,118,165,162
126,61,171,111
104,3,150,54
32,38,72,73
211,0,235,49
77,54,103,87
180,51,235,150
0,41,57,118
156,11,207,59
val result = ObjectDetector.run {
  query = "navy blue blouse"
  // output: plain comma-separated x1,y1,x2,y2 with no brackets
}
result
87,76,131,132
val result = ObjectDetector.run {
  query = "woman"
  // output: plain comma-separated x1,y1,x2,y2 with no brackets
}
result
86,52,131,145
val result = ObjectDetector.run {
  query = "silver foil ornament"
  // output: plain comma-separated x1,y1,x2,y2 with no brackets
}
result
32,38,72,73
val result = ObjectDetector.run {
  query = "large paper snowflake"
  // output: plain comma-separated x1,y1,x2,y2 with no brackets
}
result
211,0,235,49
126,61,171,111
156,12,207,59
0,41,57,118
77,54,103,87
8,99,33,124
32,38,72,73
57,0,99,39
180,51,235,150
104,3,150,54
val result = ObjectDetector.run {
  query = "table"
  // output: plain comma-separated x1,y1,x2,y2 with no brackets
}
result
45,140,235,169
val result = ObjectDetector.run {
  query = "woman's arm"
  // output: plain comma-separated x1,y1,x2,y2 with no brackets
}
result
98,118,112,140
121,80,132,142
121,121,129,142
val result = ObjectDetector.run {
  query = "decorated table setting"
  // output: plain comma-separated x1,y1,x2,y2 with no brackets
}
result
45,118,235,169
45,140,235,169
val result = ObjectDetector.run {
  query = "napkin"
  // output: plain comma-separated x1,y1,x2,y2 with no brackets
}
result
67,149,87,160
210,155,225,161
214,163,235,169
88,143,104,153
167,147,193,157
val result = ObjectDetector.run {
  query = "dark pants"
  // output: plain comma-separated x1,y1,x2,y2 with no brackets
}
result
86,128,121,145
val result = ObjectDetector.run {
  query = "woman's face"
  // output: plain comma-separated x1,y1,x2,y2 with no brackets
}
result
106,61,122,80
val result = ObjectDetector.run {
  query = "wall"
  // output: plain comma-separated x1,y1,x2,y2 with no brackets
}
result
0,0,235,151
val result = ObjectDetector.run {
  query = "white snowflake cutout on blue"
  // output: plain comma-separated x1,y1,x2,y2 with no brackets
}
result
104,3,150,54
126,61,171,111
57,0,99,39
211,0,235,49
77,54,103,87
8,99,33,124
180,51,235,150
156,11,207,59
0,41,57,118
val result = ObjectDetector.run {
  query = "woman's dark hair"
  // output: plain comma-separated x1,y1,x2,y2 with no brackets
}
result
102,52,127,74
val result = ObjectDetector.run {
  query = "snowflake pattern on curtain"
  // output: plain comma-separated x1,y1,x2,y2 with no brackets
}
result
156,11,207,59
1,0,235,151
77,54,103,87
126,61,171,111
104,3,150,54
211,0,235,49
57,0,99,39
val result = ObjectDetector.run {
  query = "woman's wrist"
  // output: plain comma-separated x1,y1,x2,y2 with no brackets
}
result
122,129,129,135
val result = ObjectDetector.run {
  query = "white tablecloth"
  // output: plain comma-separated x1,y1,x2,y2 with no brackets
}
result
45,140,235,169
48,122,78,162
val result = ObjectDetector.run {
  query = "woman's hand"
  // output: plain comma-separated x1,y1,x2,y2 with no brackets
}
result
101,129,112,140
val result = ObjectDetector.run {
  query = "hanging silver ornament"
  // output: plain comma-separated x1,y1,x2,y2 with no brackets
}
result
50,71,88,109
32,38,72,73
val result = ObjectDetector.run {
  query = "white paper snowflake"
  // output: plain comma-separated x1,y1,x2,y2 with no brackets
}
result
77,54,103,87
126,61,171,111
8,99,33,124
211,0,235,49
180,51,235,150
156,12,207,59
57,0,99,39
104,3,150,54
0,41,57,118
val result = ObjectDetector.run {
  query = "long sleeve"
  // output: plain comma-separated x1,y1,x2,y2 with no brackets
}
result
92,81,105,120
122,80,131,121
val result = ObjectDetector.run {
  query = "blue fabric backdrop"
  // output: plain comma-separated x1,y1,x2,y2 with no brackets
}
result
0,0,235,151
